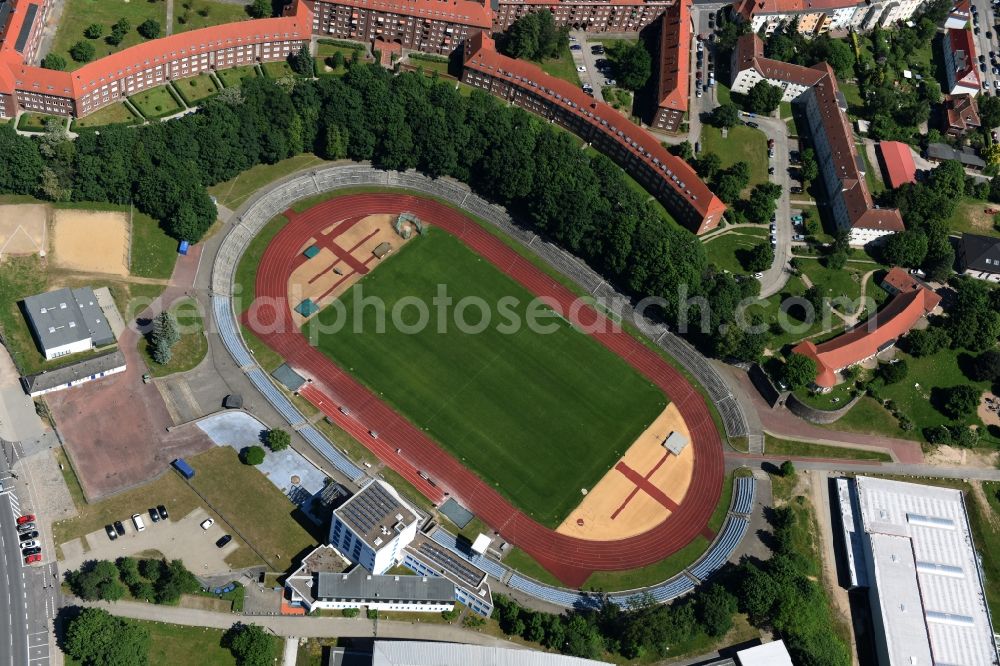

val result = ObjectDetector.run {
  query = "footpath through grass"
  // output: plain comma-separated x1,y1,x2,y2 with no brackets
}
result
312,228,666,526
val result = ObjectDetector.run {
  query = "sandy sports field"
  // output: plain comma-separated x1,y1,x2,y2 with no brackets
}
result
556,403,695,541
51,209,129,276
0,204,47,258
286,213,415,326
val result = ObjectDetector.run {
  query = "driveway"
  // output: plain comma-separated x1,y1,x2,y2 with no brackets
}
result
59,507,237,577
569,31,604,101
752,113,793,298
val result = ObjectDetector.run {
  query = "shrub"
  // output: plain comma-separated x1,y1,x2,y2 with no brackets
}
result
341,608,359,618
84,23,103,39
265,428,291,452
942,385,981,420
240,446,265,465
40,53,67,70
70,40,96,63
441,608,460,621
876,360,908,385
779,460,795,477
137,19,161,39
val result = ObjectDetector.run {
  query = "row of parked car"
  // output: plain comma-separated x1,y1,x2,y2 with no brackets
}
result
105,505,168,540
15,514,42,564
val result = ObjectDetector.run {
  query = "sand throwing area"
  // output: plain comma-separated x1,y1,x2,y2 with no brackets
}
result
556,403,695,541
0,204,48,258
286,213,415,326
51,209,129,276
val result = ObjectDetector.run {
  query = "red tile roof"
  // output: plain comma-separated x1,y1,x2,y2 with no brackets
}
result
734,0,863,19
948,28,980,90
463,32,726,230
0,0,311,104
881,266,923,294
877,141,917,189
792,285,940,388
943,93,980,133
329,0,492,27
655,2,689,114
733,35,904,234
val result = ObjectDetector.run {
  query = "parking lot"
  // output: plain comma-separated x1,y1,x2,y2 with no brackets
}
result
59,506,237,576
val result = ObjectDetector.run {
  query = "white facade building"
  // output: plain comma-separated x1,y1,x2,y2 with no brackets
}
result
328,479,419,575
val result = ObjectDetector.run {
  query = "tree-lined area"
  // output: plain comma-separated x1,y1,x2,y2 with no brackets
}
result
0,66,718,329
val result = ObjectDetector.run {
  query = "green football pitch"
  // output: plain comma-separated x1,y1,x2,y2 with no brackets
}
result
310,229,666,526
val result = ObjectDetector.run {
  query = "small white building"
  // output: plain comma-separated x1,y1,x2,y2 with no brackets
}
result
329,479,419,575
20,349,126,397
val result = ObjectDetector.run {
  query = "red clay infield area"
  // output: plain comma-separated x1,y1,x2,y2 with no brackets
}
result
245,193,724,586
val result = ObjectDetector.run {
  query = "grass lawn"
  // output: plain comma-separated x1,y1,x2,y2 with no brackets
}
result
143,620,246,666
262,60,295,79
977,481,1000,618
533,43,581,87
311,228,666,526
764,435,891,461
823,395,913,440
173,0,250,33
0,256,53,375
139,298,208,377
743,274,837,350
947,197,1000,237
703,229,769,275
215,65,258,89
71,102,139,130
186,446,319,568
130,211,178,279
408,54,451,77
172,74,219,106
17,113,61,132
794,257,871,314
49,0,166,64
233,213,289,311
700,125,768,193
207,153,329,210
130,85,184,119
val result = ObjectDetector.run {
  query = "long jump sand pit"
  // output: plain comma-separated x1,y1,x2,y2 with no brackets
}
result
556,402,695,541
0,204,48,258
51,209,129,276
286,213,415,326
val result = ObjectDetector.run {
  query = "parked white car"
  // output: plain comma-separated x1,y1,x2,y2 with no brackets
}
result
200,518,214,530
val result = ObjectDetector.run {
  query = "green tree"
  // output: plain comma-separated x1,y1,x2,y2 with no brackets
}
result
743,243,774,272
694,152,722,181
149,310,180,364
780,460,796,477
784,353,817,390
246,0,271,18
799,148,818,182
67,560,126,601
266,428,291,452
982,94,1000,129
65,608,150,666
712,102,740,129
225,623,275,666
70,40,96,62
40,53,67,70
881,229,928,267
746,80,783,114
905,326,950,357
84,23,103,39
745,182,782,224
289,45,314,76
668,140,693,161
876,359,908,385
0,124,42,195
498,10,567,61
137,19,161,39
696,584,738,637
969,349,1000,382
942,384,981,419
241,445,265,465
825,38,855,78
107,18,131,46
947,278,1000,351
154,559,201,604
609,41,652,91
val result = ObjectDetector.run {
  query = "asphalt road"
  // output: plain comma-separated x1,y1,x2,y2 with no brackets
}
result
0,464,30,666
973,0,999,95
753,114,794,298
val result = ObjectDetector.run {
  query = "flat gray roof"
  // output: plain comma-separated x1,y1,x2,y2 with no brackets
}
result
371,641,613,666
316,568,454,603
856,476,999,666
72,288,114,347
21,349,126,393
334,480,417,547
23,288,90,351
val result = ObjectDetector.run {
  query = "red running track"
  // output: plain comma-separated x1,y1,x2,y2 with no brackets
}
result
245,193,724,587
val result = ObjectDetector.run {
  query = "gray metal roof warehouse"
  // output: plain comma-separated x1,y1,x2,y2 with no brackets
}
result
22,287,115,351
316,568,454,604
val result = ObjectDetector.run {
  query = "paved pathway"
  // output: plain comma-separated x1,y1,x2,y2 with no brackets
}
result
282,637,297,666
77,598,526,647
165,0,175,36
726,454,1000,480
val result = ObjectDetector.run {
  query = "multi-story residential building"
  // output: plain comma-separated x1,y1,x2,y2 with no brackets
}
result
492,0,675,32
652,2,688,133
943,27,980,96
306,0,491,55
944,0,971,29
942,93,980,136
732,0,931,36
731,33,904,245
328,479,419,575
0,0,310,118
462,32,726,233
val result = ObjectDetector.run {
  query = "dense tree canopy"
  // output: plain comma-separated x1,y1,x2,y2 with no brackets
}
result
65,608,149,666
746,81,783,114
608,41,652,91
497,10,567,61
225,623,276,666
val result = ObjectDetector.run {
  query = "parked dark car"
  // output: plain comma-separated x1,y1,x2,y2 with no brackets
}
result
18,531,37,542
113,521,125,536
216,535,233,548
21,547,41,556
157,505,168,520
105,525,118,541
149,508,160,523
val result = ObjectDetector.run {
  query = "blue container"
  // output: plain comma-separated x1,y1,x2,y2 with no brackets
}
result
178,240,190,255
172,458,195,479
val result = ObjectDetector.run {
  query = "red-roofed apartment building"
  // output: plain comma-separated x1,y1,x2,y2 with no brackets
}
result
943,28,980,96
730,33,905,246
945,0,972,29
652,2,689,133
792,267,940,389
0,0,310,118
462,32,726,234
877,141,917,190
732,0,933,36
492,0,675,32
